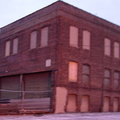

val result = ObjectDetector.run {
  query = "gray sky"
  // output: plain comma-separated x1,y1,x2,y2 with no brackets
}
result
0,0,120,28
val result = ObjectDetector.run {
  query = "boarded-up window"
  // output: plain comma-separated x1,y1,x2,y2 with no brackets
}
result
13,38,18,54
113,97,119,112
30,31,37,49
69,26,78,47
80,95,89,112
55,87,68,113
5,41,10,56
41,27,48,47
104,38,111,56
82,65,90,84
68,62,78,82
66,94,77,112
102,97,110,112
0,76,21,99
114,42,119,58
114,71,119,89
104,69,110,87
83,30,90,50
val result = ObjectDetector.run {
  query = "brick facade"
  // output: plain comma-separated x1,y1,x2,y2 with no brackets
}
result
0,1,120,114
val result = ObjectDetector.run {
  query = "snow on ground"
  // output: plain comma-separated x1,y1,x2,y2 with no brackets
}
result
0,112,120,120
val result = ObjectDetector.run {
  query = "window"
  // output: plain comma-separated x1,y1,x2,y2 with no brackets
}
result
80,95,89,112
104,69,111,87
102,96,110,112
113,97,119,112
68,61,78,82
41,27,48,47
5,41,10,56
104,38,111,56
66,94,77,112
83,30,90,50
114,71,119,88
13,38,18,54
30,31,37,49
82,65,90,84
69,26,78,47
114,42,120,58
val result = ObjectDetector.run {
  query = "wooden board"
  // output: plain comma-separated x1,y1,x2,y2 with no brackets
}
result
0,98,51,114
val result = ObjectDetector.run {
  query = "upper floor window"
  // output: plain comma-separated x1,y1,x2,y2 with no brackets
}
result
104,38,111,56
41,27,48,47
82,30,90,50
5,41,10,56
114,71,119,88
82,64,90,84
13,38,18,54
30,31,37,49
114,42,120,58
104,69,111,87
68,61,78,82
69,26,78,47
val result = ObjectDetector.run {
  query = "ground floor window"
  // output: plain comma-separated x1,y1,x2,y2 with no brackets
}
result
113,97,119,112
66,94,77,112
102,96,110,112
80,95,90,112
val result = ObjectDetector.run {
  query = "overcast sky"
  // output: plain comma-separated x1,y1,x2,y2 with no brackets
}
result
0,0,120,28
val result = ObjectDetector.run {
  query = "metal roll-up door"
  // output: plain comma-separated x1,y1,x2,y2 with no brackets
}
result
20,72,52,113
0,72,52,114
24,72,51,99
0,75,20,114
0,76,20,99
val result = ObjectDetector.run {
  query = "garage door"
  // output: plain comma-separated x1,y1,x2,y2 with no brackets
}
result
19,72,52,113
24,72,51,99
0,75,20,99
0,72,52,114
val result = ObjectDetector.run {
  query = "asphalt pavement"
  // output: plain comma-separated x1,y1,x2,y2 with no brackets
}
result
0,112,120,120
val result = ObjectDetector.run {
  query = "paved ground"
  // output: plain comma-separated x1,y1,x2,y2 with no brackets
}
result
0,112,120,120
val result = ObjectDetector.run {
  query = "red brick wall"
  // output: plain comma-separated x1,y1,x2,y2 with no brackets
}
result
0,1,120,113
56,16,120,112
0,18,59,76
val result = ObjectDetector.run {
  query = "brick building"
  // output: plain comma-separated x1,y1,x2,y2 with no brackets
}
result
0,1,120,114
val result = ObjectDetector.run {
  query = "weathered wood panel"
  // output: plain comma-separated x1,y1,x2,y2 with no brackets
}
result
0,98,51,114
